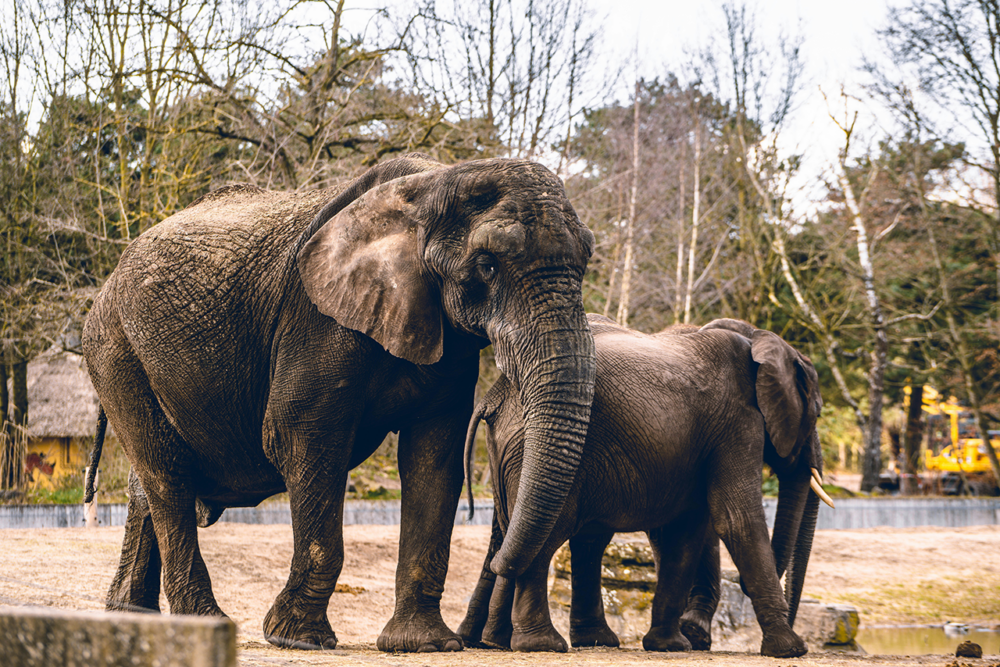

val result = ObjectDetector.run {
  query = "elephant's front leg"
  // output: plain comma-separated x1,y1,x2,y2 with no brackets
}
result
263,432,351,650
568,531,619,648
376,412,468,653
680,530,721,650
708,469,806,658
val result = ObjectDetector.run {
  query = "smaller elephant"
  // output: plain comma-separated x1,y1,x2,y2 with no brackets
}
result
458,316,834,657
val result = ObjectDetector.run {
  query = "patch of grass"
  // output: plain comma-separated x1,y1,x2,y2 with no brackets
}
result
24,469,84,504
357,486,402,501
827,576,1000,624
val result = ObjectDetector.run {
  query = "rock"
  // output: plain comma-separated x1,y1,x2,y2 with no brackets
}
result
956,641,983,658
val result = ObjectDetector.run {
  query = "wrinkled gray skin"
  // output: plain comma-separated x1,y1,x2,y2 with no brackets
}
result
457,316,822,658
82,154,597,652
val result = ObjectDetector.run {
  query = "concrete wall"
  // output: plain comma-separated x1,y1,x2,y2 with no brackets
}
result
0,499,493,529
2,497,998,530
0,605,235,667
761,497,1000,530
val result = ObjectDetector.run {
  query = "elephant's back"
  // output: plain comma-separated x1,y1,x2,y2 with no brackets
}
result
90,184,341,459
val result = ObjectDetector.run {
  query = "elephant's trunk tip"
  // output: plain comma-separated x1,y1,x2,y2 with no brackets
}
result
489,551,521,579
810,468,835,509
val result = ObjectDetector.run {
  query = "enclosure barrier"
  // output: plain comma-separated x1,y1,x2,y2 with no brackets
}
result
0,605,236,667
2,497,999,529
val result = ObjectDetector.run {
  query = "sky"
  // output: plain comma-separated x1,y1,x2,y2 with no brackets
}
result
591,0,895,213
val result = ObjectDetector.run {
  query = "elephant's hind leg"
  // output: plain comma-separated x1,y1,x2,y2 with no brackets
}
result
458,514,504,647
643,510,711,652
679,531,721,650
568,531,619,648
92,332,224,619
107,468,162,613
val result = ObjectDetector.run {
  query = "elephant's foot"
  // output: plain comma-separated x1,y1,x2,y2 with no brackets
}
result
570,620,620,648
760,628,807,658
679,611,712,651
643,626,692,652
510,624,568,653
263,600,337,650
376,612,463,653
480,617,512,650
106,592,160,615
457,618,486,649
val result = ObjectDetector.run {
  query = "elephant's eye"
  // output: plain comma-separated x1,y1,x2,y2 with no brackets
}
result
476,255,498,282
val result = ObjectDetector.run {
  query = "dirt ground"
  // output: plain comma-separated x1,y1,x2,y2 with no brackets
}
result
1,523,998,666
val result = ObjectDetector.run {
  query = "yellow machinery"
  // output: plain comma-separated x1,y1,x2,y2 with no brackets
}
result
907,386,999,495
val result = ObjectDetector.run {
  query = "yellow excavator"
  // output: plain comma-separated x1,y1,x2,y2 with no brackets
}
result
908,386,1000,496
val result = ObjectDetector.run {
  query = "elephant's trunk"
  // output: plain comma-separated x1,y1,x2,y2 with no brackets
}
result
785,490,819,627
770,466,809,581
770,432,824,628
488,309,596,579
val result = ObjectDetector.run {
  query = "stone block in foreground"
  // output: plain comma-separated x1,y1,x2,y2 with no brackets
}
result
0,605,236,667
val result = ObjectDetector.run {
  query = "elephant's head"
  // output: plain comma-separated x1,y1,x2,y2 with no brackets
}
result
296,154,597,578
700,318,832,627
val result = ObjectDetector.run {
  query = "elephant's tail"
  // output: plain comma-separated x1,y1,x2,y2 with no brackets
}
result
83,404,108,504
464,401,487,521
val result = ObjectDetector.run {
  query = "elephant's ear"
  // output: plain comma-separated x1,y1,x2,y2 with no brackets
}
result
297,174,443,365
751,330,810,458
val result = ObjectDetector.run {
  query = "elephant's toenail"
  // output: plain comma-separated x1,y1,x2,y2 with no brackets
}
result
417,643,439,653
444,639,463,652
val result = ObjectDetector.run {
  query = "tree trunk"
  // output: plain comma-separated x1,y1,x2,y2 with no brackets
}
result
2,359,28,491
674,163,686,324
838,164,887,493
0,361,8,490
901,385,924,495
683,123,701,324
616,80,640,326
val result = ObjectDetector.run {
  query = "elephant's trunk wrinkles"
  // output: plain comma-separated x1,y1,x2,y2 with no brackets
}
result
771,437,822,628
489,310,595,579
770,466,809,581
785,491,819,627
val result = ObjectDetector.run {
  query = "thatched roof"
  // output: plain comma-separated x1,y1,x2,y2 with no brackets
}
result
15,347,102,438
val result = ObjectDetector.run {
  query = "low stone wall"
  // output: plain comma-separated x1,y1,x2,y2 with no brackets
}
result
0,499,494,529
763,497,1000,531
3,497,998,529
547,539,860,651
0,605,235,667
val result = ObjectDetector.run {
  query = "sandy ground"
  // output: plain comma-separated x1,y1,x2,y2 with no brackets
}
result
1,523,998,666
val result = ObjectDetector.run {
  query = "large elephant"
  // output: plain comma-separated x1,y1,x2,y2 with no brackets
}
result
457,315,833,657
81,154,597,652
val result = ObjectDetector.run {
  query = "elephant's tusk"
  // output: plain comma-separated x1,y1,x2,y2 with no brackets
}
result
810,468,835,509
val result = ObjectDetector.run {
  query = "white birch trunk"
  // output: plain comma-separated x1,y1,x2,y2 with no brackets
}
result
683,124,701,324
616,81,640,326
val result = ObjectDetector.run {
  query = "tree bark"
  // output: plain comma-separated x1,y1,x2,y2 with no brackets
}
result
616,80,640,326
838,161,887,493
683,122,701,324
901,385,924,496
2,359,28,491
674,162,686,324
